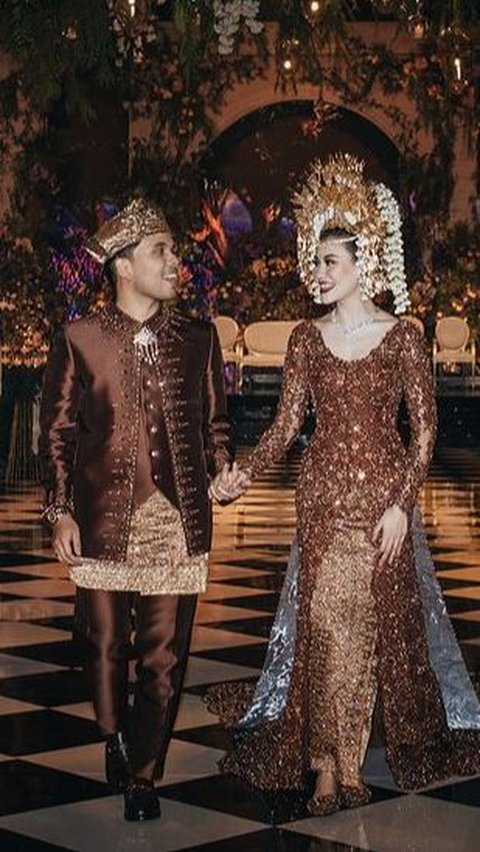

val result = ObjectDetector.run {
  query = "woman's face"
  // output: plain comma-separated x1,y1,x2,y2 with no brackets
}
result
313,238,360,305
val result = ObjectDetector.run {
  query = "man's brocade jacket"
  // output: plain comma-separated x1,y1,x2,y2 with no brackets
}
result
39,304,232,560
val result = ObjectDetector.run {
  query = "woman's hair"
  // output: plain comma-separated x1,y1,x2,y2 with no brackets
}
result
319,227,358,263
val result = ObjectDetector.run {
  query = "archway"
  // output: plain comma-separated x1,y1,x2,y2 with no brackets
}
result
200,100,400,235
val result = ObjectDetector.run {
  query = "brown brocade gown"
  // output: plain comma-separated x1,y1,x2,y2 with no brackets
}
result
208,319,480,791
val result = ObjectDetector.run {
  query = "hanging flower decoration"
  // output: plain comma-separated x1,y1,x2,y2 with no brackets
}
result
106,0,166,65
213,0,263,56
374,183,410,314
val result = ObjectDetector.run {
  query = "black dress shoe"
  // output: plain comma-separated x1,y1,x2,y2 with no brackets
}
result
105,732,132,791
124,778,161,822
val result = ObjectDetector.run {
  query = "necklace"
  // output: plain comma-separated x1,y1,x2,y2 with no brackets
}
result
331,310,377,337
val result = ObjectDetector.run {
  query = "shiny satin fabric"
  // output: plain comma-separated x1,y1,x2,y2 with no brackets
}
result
77,588,197,779
39,304,232,560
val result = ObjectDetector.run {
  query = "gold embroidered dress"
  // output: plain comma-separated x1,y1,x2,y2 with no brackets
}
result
210,319,480,791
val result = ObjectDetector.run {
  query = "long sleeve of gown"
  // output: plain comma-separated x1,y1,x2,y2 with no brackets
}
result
244,324,310,479
394,324,437,513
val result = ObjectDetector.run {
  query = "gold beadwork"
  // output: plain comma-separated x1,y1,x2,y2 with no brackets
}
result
69,490,209,595
86,199,171,264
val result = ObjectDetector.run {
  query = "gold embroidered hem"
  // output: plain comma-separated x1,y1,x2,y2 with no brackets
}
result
69,490,209,595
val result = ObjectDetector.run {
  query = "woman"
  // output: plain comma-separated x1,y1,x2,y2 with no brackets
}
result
209,155,480,815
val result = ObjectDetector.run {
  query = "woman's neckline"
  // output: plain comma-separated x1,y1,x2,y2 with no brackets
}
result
309,317,402,365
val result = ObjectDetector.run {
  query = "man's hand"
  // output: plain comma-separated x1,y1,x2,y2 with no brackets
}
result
209,463,251,504
373,504,408,568
52,514,83,565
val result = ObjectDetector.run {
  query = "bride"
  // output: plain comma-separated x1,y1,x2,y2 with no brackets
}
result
209,154,480,816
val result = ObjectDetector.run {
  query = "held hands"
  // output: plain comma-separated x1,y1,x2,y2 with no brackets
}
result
52,514,83,565
373,504,407,568
209,462,251,504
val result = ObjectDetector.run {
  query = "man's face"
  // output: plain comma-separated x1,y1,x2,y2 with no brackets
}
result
118,231,180,301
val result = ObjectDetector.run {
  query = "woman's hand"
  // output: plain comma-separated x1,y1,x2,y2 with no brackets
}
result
373,504,408,568
209,463,251,504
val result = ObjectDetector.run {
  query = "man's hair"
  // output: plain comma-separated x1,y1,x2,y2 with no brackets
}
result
104,242,139,290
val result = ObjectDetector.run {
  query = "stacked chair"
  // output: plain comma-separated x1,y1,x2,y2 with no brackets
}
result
433,317,476,382
214,318,300,393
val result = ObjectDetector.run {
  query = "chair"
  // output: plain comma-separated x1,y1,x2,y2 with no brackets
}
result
400,314,425,335
213,316,243,392
242,321,301,369
433,317,476,380
213,316,242,365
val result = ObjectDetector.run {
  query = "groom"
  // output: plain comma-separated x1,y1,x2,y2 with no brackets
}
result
39,198,244,821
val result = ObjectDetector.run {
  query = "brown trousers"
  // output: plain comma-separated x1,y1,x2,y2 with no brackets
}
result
76,588,197,780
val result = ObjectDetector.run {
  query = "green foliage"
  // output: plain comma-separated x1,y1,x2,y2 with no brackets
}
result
0,231,58,367
409,222,480,339
0,0,116,117
0,0,477,252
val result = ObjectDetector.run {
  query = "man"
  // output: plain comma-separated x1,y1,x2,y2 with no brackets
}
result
39,198,243,821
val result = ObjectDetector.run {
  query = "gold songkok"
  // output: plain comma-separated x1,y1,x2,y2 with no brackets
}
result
86,198,171,264
293,154,410,314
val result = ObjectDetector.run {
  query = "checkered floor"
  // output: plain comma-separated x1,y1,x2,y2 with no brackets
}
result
0,447,479,851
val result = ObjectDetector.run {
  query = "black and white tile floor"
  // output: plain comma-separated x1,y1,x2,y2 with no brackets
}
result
0,447,479,851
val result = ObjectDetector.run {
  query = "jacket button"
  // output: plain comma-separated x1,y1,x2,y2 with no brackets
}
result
151,449,160,458
150,425,158,434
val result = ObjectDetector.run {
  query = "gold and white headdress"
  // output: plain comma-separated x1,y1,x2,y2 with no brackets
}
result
292,154,410,314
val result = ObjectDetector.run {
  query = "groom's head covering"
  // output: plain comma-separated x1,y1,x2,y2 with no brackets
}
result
86,198,171,264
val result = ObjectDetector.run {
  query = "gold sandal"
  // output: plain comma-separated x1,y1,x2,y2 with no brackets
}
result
307,793,340,817
339,784,372,809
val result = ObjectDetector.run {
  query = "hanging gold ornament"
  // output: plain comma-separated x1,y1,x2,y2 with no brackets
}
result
407,12,428,41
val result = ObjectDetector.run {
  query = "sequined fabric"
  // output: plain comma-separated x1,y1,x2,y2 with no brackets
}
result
308,527,378,785
208,320,480,791
86,199,170,264
70,490,209,595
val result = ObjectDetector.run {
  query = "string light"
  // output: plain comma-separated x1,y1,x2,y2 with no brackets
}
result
438,24,472,97
279,36,299,75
